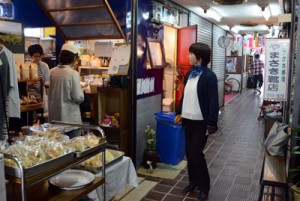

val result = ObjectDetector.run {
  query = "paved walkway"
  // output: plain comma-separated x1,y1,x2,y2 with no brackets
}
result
141,89,268,201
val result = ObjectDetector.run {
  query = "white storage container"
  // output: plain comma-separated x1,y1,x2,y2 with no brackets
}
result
162,98,173,112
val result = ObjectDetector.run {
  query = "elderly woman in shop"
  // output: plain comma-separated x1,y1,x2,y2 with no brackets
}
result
26,44,50,124
48,43,84,138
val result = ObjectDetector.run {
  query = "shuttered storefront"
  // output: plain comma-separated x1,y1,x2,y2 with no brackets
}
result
189,12,226,107
189,12,212,68
212,25,226,107
189,12,212,46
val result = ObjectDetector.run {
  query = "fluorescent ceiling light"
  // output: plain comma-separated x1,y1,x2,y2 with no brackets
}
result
142,12,149,20
206,8,222,22
231,26,239,34
261,5,271,21
212,0,248,5
24,28,43,37
219,25,230,31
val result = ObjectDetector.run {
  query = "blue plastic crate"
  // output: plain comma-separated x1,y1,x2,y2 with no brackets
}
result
155,112,185,165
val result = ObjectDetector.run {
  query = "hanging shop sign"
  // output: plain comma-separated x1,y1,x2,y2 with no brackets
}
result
152,1,179,26
264,39,290,101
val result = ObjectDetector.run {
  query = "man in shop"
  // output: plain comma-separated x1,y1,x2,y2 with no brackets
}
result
250,54,264,93
48,43,84,138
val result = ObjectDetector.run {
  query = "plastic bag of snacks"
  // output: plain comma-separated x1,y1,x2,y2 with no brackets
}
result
30,63,39,79
22,62,30,79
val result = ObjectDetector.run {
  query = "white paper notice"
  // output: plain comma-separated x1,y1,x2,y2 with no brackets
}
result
137,79,142,95
136,77,155,95
108,43,131,75
150,77,155,92
94,42,113,57
141,78,149,94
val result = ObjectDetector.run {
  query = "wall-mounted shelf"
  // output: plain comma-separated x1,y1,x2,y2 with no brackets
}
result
80,66,109,70
97,87,131,155
79,66,109,76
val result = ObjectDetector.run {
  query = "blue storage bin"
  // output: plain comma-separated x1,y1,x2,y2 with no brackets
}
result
155,112,185,165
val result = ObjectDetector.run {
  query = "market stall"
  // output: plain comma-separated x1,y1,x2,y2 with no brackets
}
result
3,122,138,201
4,122,107,201
1,1,136,200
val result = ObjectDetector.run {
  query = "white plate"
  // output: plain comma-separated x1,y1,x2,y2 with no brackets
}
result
49,169,95,190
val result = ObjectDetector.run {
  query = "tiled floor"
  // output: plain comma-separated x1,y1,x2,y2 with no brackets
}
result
140,89,268,201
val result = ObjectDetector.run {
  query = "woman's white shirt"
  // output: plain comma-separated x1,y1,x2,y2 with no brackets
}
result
181,75,204,120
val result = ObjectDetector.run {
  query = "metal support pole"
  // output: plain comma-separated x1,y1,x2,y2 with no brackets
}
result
289,0,300,184
285,0,296,124
130,0,138,165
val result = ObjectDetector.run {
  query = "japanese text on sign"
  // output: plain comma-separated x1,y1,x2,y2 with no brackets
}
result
264,39,290,101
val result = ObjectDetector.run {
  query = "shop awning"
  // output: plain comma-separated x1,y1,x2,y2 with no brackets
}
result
37,0,125,40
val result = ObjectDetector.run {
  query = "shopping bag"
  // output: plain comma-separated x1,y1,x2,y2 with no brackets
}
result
247,74,254,88
264,121,290,156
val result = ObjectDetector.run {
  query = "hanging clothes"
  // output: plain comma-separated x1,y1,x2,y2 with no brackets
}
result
3,46,20,118
0,45,10,136
0,45,19,137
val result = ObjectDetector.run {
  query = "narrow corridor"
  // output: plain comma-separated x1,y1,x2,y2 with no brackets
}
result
141,89,273,201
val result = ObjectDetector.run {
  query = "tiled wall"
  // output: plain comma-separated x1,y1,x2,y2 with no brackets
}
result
136,94,161,167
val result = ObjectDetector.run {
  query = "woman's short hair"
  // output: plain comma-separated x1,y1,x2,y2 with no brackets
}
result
255,54,260,59
59,50,78,65
28,44,44,56
189,43,211,66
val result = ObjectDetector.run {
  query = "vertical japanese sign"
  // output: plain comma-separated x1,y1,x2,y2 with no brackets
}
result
264,39,290,100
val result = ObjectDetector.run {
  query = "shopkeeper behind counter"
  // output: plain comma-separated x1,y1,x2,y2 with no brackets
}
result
48,43,84,138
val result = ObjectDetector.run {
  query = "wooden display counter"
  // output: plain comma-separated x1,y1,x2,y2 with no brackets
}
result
4,123,107,201
20,102,43,113
97,87,131,155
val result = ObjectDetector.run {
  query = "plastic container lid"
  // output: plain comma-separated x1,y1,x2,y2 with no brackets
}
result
154,112,176,124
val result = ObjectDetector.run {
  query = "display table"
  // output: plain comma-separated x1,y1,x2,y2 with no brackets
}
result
88,156,138,201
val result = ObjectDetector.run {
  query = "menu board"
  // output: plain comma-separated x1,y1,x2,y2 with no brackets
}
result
94,42,113,57
108,43,130,75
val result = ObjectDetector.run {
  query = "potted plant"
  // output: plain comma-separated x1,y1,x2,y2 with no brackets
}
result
290,125,300,201
143,125,160,169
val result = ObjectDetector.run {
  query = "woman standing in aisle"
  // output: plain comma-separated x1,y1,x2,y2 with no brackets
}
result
48,43,84,138
174,42,219,201
27,44,50,124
